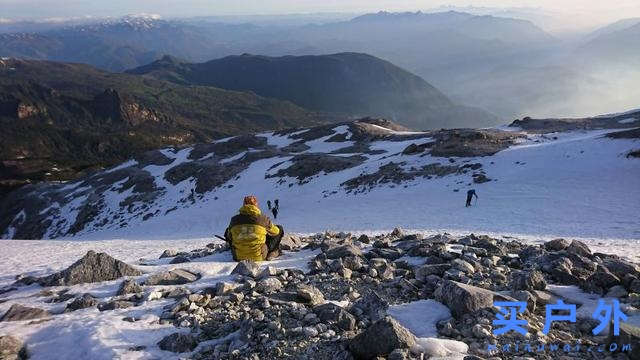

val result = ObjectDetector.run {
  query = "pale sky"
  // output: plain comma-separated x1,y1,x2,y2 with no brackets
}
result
2,0,640,20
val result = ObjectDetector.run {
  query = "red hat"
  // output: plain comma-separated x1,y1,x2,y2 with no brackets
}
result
243,195,258,206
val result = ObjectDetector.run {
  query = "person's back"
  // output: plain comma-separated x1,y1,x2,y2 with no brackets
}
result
226,196,282,261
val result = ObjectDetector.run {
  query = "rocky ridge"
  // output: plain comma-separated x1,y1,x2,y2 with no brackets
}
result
1,231,639,359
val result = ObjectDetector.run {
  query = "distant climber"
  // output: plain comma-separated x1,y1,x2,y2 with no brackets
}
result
224,195,283,261
466,189,478,207
271,199,279,219
267,200,272,210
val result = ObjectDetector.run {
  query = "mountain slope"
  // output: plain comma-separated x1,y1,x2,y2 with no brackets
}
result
576,21,640,67
128,52,498,130
1,111,638,241
0,58,329,187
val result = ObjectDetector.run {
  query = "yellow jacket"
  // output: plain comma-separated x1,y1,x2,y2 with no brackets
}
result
227,204,280,261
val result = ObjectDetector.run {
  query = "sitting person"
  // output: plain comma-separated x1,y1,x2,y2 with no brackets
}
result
224,195,283,261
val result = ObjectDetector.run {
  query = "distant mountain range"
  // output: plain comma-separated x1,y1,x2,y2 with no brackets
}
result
0,11,638,119
128,52,498,130
0,58,328,190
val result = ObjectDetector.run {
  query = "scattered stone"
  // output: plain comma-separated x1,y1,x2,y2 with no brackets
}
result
1,304,51,322
566,240,592,257
434,280,496,318
297,284,325,306
544,238,571,252
145,269,199,285
65,293,98,312
256,277,283,293
617,323,640,359
98,300,134,311
0,335,27,360
157,332,198,353
605,285,628,298
511,270,547,291
352,291,388,322
280,234,303,251
118,279,143,296
349,316,416,359
325,244,363,259
170,256,191,264
160,249,179,259
231,260,261,278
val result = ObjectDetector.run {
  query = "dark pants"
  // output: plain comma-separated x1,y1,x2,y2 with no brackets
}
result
266,225,284,253
466,195,473,207
271,208,278,219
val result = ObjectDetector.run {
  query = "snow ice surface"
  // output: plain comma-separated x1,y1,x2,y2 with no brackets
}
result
389,300,468,358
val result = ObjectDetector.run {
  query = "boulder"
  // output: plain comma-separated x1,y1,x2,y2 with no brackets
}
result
452,259,475,274
605,285,628,298
434,280,496,318
231,260,261,278
280,234,303,251
160,249,178,258
145,269,199,286
616,323,640,359
314,303,357,331
65,294,98,312
415,264,450,280
1,304,51,322
0,335,27,360
297,284,325,306
325,244,363,259
566,240,592,257
585,266,621,289
256,278,283,293
352,291,388,322
98,300,134,311
511,270,547,291
544,238,571,252
117,279,143,296
602,258,640,279
356,234,371,244
170,256,191,264
37,251,142,286
630,279,640,293
349,316,417,359
157,332,198,353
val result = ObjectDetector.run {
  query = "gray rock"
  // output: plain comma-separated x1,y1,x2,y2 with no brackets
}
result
37,251,142,286
434,280,496,318
231,260,261,278
349,316,416,359
356,234,371,244
160,249,178,258
314,303,357,331
145,269,199,286
616,323,640,359
0,335,27,360
157,332,198,353
352,291,388,322
280,234,303,251
256,277,283,293
65,293,98,312
98,300,134,311
415,264,450,280
544,238,571,252
303,326,319,337
325,244,363,259
1,304,51,322
511,270,547,291
118,279,143,296
214,281,240,296
297,284,325,306
567,240,592,257
170,256,191,264
605,285,628,298
602,258,640,279
630,279,640,293
388,348,410,360
585,266,620,289
452,258,475,274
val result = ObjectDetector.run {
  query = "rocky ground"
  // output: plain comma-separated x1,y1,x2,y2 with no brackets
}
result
1,231,640,359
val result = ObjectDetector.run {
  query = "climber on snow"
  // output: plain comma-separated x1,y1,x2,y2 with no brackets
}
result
466,189,478,207
224,195,283,261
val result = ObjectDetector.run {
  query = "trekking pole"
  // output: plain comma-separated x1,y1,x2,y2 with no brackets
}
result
475,197,478,206
214,234,226,242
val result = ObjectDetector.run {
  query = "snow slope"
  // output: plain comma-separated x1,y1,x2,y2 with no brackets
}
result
1,120,639,260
